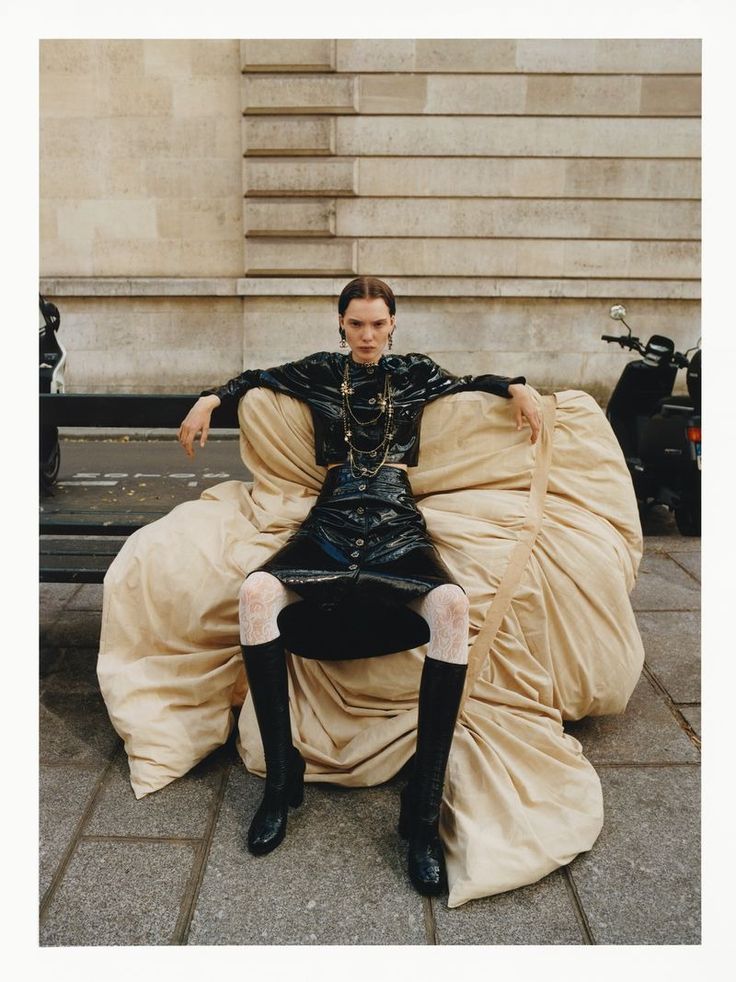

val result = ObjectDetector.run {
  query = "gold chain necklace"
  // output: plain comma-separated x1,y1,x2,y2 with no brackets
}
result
340,358,395,477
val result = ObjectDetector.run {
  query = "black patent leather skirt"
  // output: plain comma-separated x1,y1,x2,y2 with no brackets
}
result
246,462,465,660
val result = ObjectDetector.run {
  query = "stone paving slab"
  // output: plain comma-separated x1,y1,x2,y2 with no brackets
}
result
564,673,699,764
39,583,81,612
65,583,105,610
187,767,427,945
39,839,197,946
637,610,700,703
568,764,700,944
39,764,106,899
630,553,700,611
40,686,121,767
85,746,227,839
40,609,104,649
433,869,585,944
642,534,701,554
40,646,101,694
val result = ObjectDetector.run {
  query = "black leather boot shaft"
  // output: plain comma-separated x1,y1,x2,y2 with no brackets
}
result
240,637,305,854
241,636,293,792
413,657,467,825
401,656,468,895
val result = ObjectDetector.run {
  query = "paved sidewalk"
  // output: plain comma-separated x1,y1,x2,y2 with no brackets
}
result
39,517,700,946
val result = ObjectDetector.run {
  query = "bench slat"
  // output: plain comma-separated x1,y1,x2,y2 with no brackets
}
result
41,539,124,557
40,565,112,584
40,393,240,428
41,520,152,536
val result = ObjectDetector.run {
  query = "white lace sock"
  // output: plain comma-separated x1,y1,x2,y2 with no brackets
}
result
407,584,470,665
239,571,301,646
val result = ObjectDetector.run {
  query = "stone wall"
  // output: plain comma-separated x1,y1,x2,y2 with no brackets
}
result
40,38,701,401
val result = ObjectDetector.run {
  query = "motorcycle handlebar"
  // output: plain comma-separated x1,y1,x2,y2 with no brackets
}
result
601,334,641,349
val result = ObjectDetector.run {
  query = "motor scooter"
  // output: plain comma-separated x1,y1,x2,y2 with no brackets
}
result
602,304,701,536
40,294,67,493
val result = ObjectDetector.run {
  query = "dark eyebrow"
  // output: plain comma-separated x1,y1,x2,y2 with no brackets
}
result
347,318,387,324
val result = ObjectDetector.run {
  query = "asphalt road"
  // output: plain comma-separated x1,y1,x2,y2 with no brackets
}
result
40,437,249,522
40,436,680,536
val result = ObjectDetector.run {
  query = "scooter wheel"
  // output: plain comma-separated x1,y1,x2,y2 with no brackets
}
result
675,498,701,537
40,442,60,493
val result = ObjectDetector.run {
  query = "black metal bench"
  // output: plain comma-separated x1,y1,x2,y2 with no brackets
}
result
40,393,239,583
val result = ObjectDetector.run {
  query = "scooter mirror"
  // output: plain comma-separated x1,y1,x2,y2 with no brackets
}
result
609,304,627,320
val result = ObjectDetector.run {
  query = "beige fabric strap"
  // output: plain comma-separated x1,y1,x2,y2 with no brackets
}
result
459,394,557,711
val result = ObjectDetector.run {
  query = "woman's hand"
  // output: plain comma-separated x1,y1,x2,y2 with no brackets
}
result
177,395,220,458
508,383,542,445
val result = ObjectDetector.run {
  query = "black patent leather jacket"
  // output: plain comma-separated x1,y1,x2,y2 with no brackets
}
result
201,351,526,467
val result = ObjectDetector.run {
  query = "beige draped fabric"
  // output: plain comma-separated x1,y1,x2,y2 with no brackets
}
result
97,384,644,908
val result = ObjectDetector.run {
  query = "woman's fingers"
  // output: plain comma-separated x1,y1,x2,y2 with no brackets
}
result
177,404,214,457
514,402,542,444
526,409,542,444
178,419,196,457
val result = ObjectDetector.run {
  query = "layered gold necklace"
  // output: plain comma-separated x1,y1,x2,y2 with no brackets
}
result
340,356,395,477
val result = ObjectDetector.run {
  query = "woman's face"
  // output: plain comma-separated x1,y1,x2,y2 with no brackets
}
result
339,297,395,364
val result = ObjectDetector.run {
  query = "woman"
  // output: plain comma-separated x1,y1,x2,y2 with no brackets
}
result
177,276,540,897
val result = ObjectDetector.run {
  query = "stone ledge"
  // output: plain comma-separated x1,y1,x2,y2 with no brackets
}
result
39,276,701,300
39,277,240,297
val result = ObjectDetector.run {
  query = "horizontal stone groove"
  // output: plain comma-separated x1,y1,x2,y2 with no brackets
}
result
633,607,700,613
245,235,702,244
240,72,700,78
244,236,702,243
243,195,702,203
242,112,701,121
241,113,700,119
81,834,203,845
241,72,703,79
242,155,702,161
245,194,701,202
243,274,700,283
243,153,702,162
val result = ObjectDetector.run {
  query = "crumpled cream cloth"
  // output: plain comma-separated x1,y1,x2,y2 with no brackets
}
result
97,384,644,908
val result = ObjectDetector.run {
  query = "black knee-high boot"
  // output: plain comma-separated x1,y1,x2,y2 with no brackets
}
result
398,656,468,895
240,636,305,855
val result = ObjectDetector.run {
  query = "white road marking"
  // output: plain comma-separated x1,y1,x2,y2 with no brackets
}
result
73,472,100,478
203,472,230,478
187,481,198,487
57,480,119,487
134,473,161,478
104,473,128,478
169,473,196,479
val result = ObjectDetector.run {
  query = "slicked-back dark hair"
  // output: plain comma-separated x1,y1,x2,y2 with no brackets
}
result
337,276,396,318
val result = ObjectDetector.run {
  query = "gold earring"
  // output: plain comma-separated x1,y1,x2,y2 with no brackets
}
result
388,331,394,349
339,330,347,348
